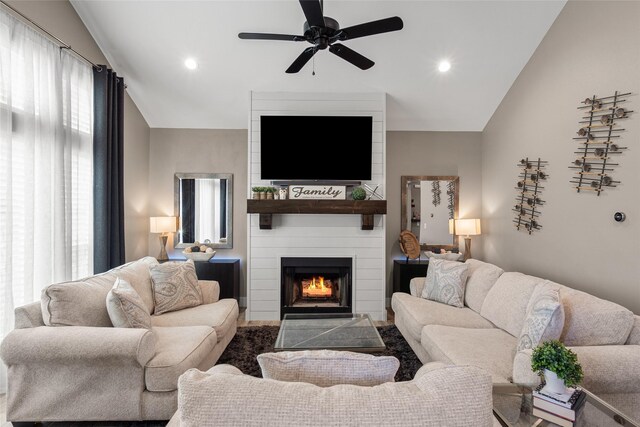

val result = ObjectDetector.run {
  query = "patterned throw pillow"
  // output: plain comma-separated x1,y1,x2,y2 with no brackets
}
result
421,258,469,308
517,281,565,351
106,278,151,329
150,260,203,315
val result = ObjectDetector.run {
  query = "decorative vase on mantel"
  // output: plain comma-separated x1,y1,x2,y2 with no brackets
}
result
543,369,567,395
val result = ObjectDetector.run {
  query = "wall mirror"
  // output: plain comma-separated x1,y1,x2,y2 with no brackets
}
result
401,176,459,251
174,173,233,249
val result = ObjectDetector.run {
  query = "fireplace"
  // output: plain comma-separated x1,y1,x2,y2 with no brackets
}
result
281,257,352,318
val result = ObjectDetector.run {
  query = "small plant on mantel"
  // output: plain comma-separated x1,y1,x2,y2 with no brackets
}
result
531,340,584,392
351,187,367,201
265,187,276,199
252,187,266,200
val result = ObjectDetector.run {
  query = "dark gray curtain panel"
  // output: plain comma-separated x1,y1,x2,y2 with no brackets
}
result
93,66,125,273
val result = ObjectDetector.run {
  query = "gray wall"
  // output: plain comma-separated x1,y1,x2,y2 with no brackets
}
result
386,131,483,300
6,0,151,262
482,1,640,313
148,129,248,303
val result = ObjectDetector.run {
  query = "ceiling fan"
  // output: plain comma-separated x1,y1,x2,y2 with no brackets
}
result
238,0,403,73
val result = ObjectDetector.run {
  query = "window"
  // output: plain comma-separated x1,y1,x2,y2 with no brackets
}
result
0,9,94,392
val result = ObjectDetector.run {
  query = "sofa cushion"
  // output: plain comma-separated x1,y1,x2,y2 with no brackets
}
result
391,292,495,343
464,259,504,313
517,281,564,351
555,283,634,346
257,350,399,387
177,364,494,427
106,278,152,329
421,325,516,384
41,257,158,327
150,260,203,315
421,259,469,308
480,272,543,337
110,256,158,315
627,316,640,345
150,299,238,343
145,326,217,392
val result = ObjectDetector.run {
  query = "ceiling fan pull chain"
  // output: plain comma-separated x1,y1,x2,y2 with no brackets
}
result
312,54,316,76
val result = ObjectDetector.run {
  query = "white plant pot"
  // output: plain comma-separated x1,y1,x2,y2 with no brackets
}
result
543,369,567,395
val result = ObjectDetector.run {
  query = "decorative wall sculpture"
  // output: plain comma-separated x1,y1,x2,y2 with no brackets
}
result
570,91,632,195
514,158,547,234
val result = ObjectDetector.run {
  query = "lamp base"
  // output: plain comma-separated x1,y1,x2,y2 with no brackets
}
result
157,234,169,262
463,237,472,261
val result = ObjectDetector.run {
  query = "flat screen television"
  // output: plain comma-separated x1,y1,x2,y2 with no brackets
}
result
260,115,373,181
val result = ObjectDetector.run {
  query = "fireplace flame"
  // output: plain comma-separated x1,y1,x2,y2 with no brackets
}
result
302,276,332,298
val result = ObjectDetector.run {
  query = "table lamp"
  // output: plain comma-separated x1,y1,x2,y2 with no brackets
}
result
150,217,177,262
454,218,481,261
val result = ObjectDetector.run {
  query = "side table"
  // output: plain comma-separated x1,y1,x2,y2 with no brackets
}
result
393,259,429,294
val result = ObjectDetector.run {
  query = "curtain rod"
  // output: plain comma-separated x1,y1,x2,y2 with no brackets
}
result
0,0,102,71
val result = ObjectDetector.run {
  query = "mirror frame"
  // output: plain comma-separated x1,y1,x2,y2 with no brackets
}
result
401,175,459,252
174,173,233,249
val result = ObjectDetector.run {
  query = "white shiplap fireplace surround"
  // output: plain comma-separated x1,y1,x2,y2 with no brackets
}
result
247,92,387,321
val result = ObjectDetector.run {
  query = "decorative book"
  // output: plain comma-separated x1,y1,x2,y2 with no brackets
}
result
533,383,583,407
534,392,586,422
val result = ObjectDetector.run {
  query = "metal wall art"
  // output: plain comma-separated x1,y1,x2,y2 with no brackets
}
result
570,91,632,195
514,158,548,234
431,181,441,207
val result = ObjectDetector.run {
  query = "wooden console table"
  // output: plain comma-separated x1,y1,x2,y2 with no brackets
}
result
393,259,429,294
246,199,387,230
164,258,240,301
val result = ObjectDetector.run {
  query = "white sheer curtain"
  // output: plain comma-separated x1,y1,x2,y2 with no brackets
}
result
194,179,219,243
0,10,94,392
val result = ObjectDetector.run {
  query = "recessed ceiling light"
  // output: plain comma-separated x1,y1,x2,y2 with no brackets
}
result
184,58,198,70
438,60,451,73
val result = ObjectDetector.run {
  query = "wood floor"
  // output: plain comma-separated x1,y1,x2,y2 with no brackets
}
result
0,308,395,425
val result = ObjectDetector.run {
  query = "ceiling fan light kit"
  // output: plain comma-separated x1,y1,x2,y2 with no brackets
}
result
238,0,403,73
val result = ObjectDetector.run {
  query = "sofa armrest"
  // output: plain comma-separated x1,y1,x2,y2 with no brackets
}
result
569,345,640,394
414,361,448,380
0,326,156,366
199,280,220,304
409,277,426,297
513,346,640,394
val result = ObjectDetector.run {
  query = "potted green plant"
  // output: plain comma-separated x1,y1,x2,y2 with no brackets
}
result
265,187,276,200
251,186,263,200
351,187,366,200
531,340,584,394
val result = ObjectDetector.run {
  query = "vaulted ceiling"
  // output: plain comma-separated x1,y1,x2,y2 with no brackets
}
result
71,1,565,131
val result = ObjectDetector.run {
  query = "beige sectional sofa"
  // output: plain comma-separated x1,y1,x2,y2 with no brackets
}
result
167,362,495,427
391,259,640,420
0,257,239,422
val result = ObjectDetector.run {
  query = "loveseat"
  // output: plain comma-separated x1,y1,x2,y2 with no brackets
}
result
391,258,640,420
0,256,239,422
166,362,495,427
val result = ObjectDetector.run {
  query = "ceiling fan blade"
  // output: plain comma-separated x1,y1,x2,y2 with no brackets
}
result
329,44,374,70
286,46,317,73
238,32,305,42
299,0,325,27
338,16,403,41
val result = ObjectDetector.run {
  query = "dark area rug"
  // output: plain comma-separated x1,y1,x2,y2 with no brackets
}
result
218,324,422,382
19,325,419,427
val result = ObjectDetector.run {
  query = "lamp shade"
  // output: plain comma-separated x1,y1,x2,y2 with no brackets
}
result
150,217,177,234
454,219,481,236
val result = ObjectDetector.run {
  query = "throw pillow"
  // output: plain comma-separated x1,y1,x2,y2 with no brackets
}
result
150,259,203,315
517,281,565,351
421,258,469,308
257,350,400,387
106,278,151,329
